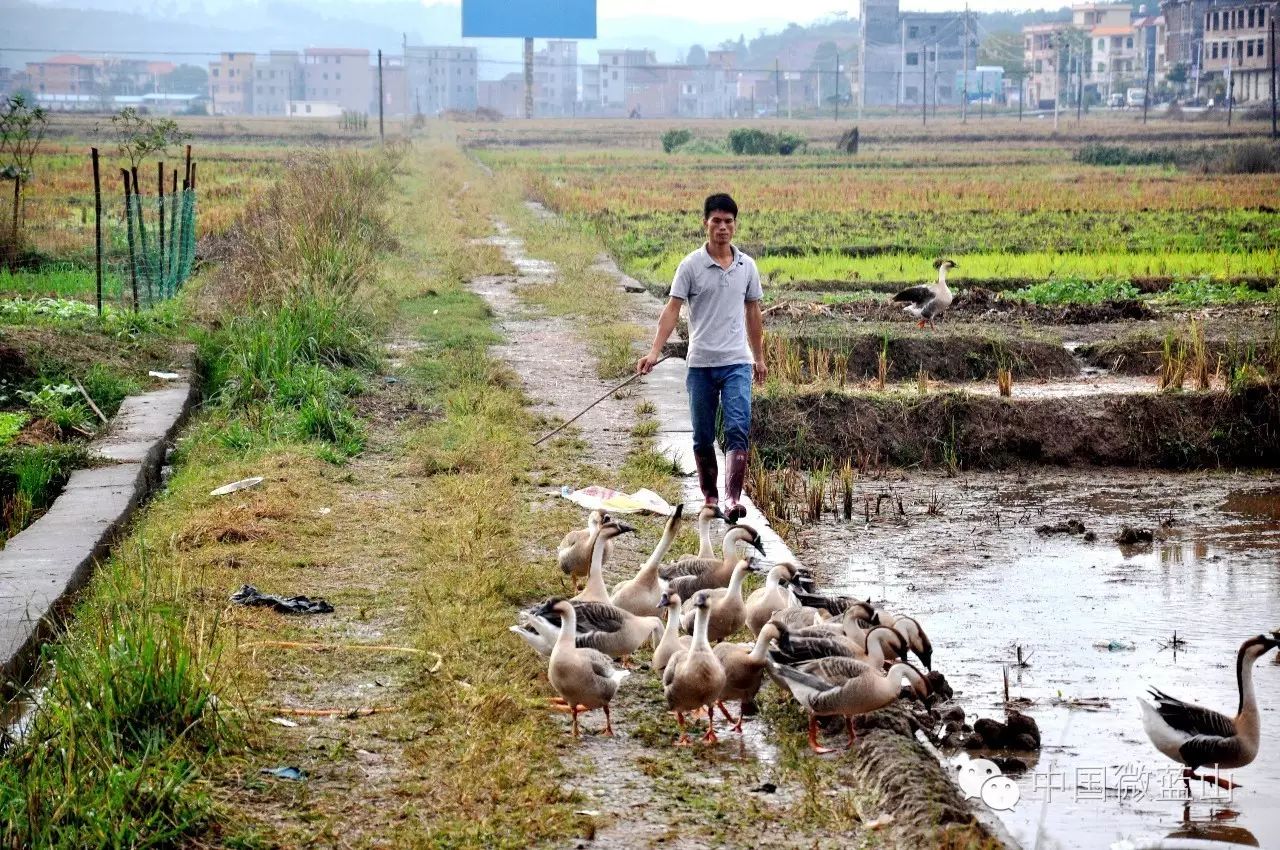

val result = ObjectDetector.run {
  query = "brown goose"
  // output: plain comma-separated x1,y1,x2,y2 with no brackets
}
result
662,524,766,600
663,591,727,745
557,509,612,592
714,623,780,732
1139,633,1279,788
610,504,683,616
652,590,691,674
545,599,630,737
745,563,801,637
679,558,758,642
670,503,725,562
533,597,662,665
893,258,955,331
571,519,636,604
770,656,930,753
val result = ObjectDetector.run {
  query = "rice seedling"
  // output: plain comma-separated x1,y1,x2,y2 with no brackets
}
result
997,368,1013,397
1187,319,1212,390
1158,330,1188,391
917,367,929,395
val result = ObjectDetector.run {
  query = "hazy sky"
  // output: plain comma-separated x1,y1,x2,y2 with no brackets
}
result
429,0,1054,23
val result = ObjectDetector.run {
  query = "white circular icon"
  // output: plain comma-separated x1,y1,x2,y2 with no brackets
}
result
957,758,1001,799
980,775,1021,810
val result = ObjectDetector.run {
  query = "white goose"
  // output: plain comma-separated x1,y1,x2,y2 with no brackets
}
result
652,591,691,674
1139,632,1279,788
571,520,635,604
893,258,956,330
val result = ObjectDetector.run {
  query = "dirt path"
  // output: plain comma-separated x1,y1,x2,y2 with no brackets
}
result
468,214,997,850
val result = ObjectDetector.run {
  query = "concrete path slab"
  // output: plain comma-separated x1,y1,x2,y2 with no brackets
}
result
0,380,196,687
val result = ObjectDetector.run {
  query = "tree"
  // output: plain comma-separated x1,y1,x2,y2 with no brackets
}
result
686,44,707,66
108,107,190,171
1166,62,1188,86
979,30,1032,103
163,64,209,95
0,94,48,181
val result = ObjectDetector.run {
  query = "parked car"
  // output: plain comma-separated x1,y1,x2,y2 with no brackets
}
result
1108,93,1125,108
1126,87,1147,107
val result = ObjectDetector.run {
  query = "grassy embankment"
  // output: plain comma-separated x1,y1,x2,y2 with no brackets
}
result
0,140,623,848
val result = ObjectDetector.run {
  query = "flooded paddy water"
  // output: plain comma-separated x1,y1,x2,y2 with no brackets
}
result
790,469,1280,848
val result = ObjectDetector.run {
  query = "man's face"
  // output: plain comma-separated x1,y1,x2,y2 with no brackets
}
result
705,210,736,246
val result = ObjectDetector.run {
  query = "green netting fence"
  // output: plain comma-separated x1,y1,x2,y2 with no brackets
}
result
117,177,198,309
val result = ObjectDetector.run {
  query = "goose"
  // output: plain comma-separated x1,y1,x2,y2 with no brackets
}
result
661,524,767,600
791,589,878,624
571,520,636,604
680,558,758,642
1139,632,1279,789
893,258,956,331
663,591,727,745
714,623,781,732
770,623,908,669
533,597,663,665
890,616,934,670
610,504,683,616
745,563,801,637
771,606,826,631
652,591,691,674
545,599,630,737
671,503,725,562
770,655,930,753
509,611,561,657
558,509,613,592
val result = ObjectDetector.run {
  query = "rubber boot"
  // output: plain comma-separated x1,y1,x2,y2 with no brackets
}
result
693,448,719,507
723,449,749,522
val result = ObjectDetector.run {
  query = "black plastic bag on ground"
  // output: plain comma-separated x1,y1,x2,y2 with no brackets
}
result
230,584,334,615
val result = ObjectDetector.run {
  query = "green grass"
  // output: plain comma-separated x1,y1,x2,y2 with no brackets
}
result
0,265,126,301
1012,276,1141,305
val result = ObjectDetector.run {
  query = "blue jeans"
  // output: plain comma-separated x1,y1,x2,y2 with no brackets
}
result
687,364,753,454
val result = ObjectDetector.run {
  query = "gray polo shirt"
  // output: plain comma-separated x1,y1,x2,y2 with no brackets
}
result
670,244,763,368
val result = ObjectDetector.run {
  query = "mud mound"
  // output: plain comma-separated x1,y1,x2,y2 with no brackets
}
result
754,385,1280,470
783,331,1079,382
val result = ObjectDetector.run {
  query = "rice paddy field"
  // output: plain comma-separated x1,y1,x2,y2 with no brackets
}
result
470,115,1280,849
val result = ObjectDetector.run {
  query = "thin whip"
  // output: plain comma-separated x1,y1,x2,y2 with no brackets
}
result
531,355,670,447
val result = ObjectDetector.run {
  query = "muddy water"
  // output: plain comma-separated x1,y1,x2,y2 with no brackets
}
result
794,471,1280,849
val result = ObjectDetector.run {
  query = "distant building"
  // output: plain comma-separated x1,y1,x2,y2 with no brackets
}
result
404,45,478,116
858,0,976,109
25,54,105,98
534,40,577,117
1200,2,1276,101
303,48,371,115
209,52,254,115
478,72,525,117
252,51,303,116
593,49,658,112
1023,22,1073,107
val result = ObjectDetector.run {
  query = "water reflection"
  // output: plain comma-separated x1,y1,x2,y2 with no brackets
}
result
1164,805,1260,847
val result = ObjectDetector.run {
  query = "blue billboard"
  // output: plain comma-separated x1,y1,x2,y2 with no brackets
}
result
462,0,597,38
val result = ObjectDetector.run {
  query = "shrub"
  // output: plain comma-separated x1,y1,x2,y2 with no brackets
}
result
1075,143,1175,166
727,128,807,156
661,128,693,153
1207,141,1280,175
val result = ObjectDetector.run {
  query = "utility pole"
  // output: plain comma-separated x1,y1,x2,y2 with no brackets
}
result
524,37,534,119
962,4,970,123
922,41,928,126
1143,59,1152,124
1227,38,1235,127
1076,47,1084,123
834,55,840,122
377,49,384,143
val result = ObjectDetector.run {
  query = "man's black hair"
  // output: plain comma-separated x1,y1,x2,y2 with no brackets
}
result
703,193,738,220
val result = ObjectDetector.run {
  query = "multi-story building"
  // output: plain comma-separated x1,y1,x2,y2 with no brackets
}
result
303,48,371,115
1201,1,1276,101
25,54,105,98
594,49,658,111
532,40,578,117
209,51,254,115
859,0,976,109
1024,22,1074,107
251,51,302,116
404,45,477,116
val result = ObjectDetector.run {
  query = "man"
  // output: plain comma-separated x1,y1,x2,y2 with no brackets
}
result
636,193,766,518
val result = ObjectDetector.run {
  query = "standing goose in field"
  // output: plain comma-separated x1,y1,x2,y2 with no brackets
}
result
571,520,636,604
680,558,759,642
893,258,956,331
714,623,781,732
558,509,612,592
611,504,684,616
662,524,767,600
1139,632,1280,789
671,504,725,563
663,591,727,745
745,563,802,637
769,655,931,753
545,599,631,737
533,597,663,666
652,591,691,674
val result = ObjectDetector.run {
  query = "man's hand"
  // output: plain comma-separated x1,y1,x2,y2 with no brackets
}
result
753,360,768,385
637,352,662,375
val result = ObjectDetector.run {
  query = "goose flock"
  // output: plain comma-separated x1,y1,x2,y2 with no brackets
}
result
513,503,936,750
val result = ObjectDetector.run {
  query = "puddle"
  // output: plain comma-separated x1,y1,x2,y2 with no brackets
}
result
792,470,1280,849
